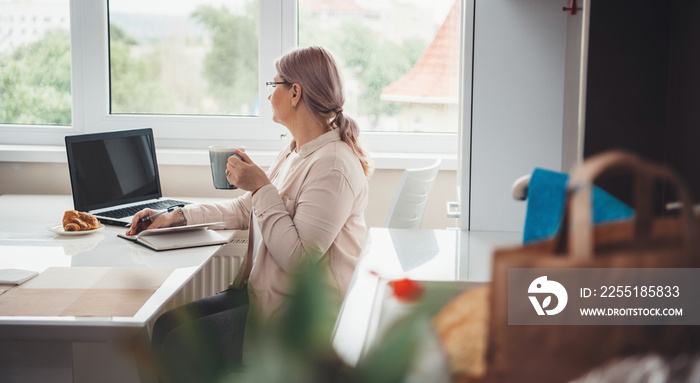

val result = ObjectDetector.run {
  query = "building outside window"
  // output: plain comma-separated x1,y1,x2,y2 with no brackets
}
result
299,0,460,134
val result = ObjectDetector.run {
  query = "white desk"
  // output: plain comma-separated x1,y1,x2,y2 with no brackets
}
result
0,195,244,383
332,228,521,367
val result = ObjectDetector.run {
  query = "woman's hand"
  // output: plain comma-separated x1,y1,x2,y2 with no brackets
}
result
226,149,271,194
126,208,182,236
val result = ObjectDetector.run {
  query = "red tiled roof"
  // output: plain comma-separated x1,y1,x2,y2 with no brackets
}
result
381,0,461,104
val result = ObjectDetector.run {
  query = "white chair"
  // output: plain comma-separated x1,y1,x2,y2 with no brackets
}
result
384,159,442,229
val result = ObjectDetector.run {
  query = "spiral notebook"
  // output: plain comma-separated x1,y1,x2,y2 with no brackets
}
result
117,222,228,251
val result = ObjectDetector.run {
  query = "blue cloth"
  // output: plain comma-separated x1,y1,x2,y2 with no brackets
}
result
523,168,635,243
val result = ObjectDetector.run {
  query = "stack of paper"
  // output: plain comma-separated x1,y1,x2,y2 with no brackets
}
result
0,269,39,285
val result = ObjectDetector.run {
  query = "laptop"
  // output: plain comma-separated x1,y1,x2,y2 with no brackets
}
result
65,128,191,226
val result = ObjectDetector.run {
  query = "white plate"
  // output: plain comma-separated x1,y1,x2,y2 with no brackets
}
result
47,224,105,236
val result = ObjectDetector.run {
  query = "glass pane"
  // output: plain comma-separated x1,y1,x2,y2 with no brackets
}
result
108,0,259,116
0,0,72,126
299,0,461,133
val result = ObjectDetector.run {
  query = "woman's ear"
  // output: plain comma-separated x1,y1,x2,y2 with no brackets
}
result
291,83,301,102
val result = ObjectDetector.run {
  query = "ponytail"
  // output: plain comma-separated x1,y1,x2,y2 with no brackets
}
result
332,110,373,177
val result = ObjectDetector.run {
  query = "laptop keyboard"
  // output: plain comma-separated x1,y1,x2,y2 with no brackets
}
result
98,199,191,219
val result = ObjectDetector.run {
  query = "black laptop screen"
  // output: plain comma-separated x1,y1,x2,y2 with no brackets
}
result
65,129,162,211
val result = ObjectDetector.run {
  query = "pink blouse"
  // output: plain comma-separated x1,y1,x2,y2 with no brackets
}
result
182,129,369,317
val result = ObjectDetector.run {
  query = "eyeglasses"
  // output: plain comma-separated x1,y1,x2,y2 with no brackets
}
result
266,81,289,95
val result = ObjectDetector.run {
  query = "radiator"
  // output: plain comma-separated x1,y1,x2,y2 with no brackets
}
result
148,235,248,330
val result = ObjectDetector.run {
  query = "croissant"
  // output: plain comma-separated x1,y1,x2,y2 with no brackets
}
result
62,210,101,231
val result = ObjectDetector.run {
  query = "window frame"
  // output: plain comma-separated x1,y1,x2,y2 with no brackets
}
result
0,0,461,160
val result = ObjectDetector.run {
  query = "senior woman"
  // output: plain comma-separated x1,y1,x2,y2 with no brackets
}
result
127,46,371,382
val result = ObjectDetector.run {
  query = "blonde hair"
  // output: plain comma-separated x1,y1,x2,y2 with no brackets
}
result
275,46,373,177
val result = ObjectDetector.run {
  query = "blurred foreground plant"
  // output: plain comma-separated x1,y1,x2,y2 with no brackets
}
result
227,263,442,383
123,259,449,383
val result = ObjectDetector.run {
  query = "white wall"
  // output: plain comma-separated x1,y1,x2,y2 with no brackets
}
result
0,162,458,230
466,0,568,231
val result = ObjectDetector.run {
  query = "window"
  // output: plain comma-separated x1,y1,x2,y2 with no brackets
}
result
73,0,280,146
298,0,461,134
107,0,259,117
0,0,71,126
1,0,464,160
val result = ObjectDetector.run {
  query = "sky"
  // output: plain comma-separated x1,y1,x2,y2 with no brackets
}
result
107,0,244,16
0,0,238,16
0,0,454,30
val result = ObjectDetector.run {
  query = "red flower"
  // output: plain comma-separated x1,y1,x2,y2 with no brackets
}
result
389,278,424,303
